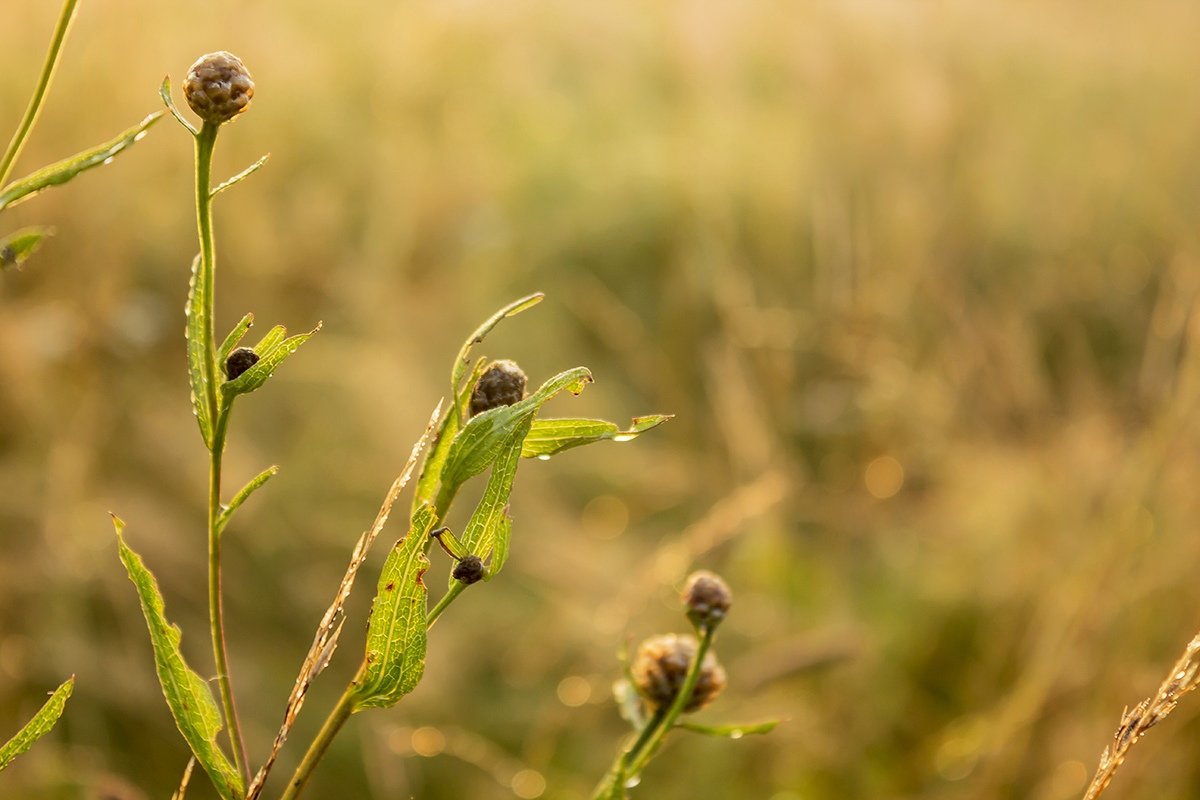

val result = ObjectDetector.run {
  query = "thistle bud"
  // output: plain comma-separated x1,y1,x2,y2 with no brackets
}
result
469,360,527,417
630,633,726,712
682,571,732,631
184,51,254,125
224,347,259,380
452,555,485,585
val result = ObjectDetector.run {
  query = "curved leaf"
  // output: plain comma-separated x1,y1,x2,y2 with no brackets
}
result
184,255,212,446
222,322,321,398
0,113,161,212
0,676,73,771
676,720,782,737
521,415,672,458
114,518,244,800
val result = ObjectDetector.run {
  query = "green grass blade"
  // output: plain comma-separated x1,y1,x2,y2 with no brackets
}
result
521,415,672,458
222,323,321,398
217,465,279,535
184,255,213,446
217,313,254,363
352,504,437,710
0,113,162,212
114,517,244,800
0,227,53,272
0,676,73,772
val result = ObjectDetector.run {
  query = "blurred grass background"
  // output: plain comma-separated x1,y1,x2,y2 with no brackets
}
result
4,0,1200,797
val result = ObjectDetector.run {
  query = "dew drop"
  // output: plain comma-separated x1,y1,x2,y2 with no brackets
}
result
134,131,148,142
624,776,641,789
729,729,744,740
102,156,115,166
536,454,551,461
612,434,635,442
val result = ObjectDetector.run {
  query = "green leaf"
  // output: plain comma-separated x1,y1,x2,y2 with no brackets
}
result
454,416,528,584
521,415,672,459
450,293,544,410
0,113,162,212
675,720,782,737
217,313,254,363
114,518,244,800
352,504,437,710
434,367,593,513
412,358,484,515
211,154,269,197
221,322,321,398
0,676,73,772
161,76,199,135
0,227,52,271
185,254,212,446
216,465,279,535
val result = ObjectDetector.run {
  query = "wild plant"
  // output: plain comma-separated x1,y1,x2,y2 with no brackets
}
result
0,0,157,772
111,51,677,799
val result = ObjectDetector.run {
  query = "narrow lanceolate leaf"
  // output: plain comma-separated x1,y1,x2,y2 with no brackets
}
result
210,154,269,197
217,313,254,363
160,76,198,135
454,417,528,585
0,677,73,772
676,720,782,737
412,358,484,514
184,254,213,446
222,323,321,398
0,227,52,272
353,504,437,710
434,367,593,512
450,293,544,408
521,415,672,459
114,518,244,800
0,113,162,212
216,465,279,535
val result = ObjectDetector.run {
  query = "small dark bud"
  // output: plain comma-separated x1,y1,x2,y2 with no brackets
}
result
184,51,254,125
224,347,260,380
469,360,527,417
682,571,733,631
452,555,485,585
630,633,726,712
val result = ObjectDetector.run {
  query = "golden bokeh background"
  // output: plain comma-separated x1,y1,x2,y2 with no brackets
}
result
4,0,1200,798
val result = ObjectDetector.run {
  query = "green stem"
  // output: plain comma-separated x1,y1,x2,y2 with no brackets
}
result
625,626,716,778
279,679,358,800
0,0,79,188
426,581,467,630
195,121,248,783
590,708,668,800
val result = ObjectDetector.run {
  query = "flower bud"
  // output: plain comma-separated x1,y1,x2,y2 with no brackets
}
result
682,571,732,631
452,555,485,585
630,633,726,712
469,359,527,417
184,51,254,125
224,347,259,380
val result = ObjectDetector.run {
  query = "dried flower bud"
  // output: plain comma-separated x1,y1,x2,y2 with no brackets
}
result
682,571,732,631
184,51,254,125
630,633,726,712
452,555,485,585
224,347,259,380
469,359,527,416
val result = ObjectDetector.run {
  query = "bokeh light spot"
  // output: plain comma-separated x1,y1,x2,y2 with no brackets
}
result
556,675,592,707
864,455,905,499
411,726,445,757
581,494,630,540
511,768,546,798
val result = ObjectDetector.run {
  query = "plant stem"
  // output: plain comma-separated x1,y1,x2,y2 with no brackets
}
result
0,0,79,187
590,708,668,800
195,120,249,783
624,626,717,779
279,681,358,800
426,581,467,630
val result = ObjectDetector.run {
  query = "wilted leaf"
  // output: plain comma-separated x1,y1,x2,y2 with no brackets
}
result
0,677,73,771
0,113,161,212
0,227,52,271
222,322,321,398
675,720,782,737
521,415,672,459
114,518,244,800
352,504,437,710
184,254,212,446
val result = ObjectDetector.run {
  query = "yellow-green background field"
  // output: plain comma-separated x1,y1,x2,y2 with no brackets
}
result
4,0,1200,797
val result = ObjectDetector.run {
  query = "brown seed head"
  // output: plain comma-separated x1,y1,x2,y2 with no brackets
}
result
682,570,732,631
630,633,726,712
452,555,485,585
469,359,527,417
184,51,254,125
224,347,259,380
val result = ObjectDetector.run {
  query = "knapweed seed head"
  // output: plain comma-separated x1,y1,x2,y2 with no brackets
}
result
682,571,732,631
184,51,254,125
631,633,726,712
452,555,485,585
224,347,259,380
469,359,527,417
